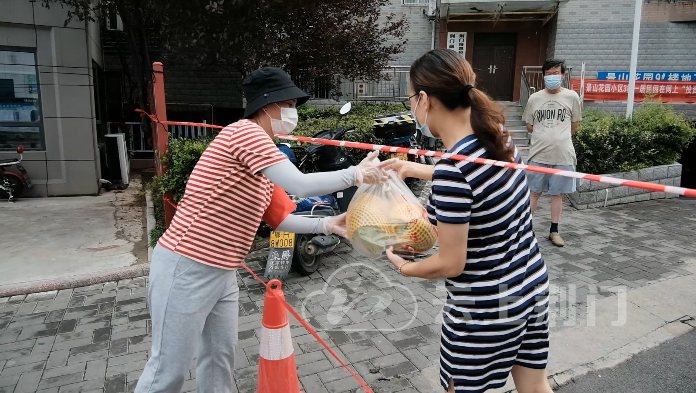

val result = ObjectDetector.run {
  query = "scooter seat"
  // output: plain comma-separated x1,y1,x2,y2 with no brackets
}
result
0,159,19,166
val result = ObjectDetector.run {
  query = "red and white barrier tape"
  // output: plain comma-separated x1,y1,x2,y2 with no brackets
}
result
137,110,696,198
276,134,696,198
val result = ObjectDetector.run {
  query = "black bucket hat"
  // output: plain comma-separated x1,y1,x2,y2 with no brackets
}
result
242,67,310,118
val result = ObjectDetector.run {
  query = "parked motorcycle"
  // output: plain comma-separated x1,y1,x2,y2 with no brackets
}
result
272,102,358,275
373,111,437,190
0,146,33,202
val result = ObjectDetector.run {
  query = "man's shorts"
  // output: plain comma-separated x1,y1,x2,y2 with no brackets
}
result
526,161,577,195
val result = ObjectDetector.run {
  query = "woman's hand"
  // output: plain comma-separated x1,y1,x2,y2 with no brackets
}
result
386,246,408,270
355,151,397,185
382,160,414,180
383,160,435,181
322,213,347,237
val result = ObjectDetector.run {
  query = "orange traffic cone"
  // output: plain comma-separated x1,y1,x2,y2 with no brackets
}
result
256,279,301,393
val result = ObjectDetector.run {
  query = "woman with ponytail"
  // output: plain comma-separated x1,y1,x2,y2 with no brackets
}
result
385,49,552,393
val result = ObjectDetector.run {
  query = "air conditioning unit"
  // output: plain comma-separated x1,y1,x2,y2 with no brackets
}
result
104,134,129,189
427,0,437,17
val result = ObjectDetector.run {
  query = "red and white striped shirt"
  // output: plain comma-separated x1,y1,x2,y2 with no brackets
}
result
159,119,288,269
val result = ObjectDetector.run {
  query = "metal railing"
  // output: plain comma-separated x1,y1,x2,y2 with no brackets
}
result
520,66,573,109
290,71,333,100
293,67,410,101
317,66,411,102
107,121,215,153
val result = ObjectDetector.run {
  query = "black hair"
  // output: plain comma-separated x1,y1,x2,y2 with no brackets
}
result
542,59,566,75
410,49,514,162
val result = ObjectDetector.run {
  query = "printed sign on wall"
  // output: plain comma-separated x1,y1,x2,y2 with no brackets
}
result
597,71,696,82
571,79,696,103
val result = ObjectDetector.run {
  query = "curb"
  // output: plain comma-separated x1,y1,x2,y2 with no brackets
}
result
145,190,156,263
0,264,151,298
493,318,696,393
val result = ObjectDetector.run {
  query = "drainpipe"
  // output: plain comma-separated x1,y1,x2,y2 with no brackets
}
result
431,20,436,50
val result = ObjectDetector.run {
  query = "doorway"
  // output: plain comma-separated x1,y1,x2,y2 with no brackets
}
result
472,33,517,101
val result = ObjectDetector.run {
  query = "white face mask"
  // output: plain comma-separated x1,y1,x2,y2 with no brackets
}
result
413,96,436,139
265,105,298,135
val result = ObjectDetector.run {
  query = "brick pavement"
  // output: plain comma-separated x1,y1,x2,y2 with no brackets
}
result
0,198,694,393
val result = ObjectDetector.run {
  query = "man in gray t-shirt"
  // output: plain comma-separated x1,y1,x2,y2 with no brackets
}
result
523,59,582,247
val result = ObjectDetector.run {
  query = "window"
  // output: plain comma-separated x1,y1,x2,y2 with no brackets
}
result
447,32,467,58
0,48,44,150
403,0,429,4
107,11,123,31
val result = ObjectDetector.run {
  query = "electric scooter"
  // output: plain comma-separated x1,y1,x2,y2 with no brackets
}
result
0,146,33,202
270,103,358,276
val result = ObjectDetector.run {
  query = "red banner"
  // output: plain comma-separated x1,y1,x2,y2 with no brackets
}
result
570,78,696,103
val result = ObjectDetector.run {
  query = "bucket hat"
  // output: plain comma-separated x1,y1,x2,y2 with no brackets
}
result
243,67,310,118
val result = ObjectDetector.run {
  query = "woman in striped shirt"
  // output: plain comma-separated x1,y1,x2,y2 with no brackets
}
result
136,68,393,393
386,49,553,393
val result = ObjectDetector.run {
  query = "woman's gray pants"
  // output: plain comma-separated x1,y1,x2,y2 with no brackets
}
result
134,245,239,392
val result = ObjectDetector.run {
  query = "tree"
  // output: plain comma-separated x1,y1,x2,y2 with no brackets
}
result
42,0,408,103
161,0,408,95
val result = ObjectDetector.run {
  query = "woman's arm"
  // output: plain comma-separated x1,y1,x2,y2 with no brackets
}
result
262,160,356,198
386,159,472,279
384,160,435,181
261,151,395,198
388,222,469,279
275,213,346,237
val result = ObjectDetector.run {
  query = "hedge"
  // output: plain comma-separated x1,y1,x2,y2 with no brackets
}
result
574,102,696,175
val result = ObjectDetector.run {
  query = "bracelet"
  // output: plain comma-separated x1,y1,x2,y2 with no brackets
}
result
398,261,412,276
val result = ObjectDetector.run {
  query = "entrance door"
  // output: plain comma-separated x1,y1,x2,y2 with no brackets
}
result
472,33,517,101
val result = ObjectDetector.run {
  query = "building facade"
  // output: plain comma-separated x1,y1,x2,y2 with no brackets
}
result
0,0,103,197
2,0,695,197
435,0,696,116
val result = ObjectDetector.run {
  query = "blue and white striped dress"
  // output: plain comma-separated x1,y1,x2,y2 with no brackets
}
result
426,135,550,393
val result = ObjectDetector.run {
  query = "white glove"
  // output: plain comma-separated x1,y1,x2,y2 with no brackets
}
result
354,151,395,186
321,213,347,237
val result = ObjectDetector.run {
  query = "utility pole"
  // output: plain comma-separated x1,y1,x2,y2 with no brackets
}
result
626,0,644,118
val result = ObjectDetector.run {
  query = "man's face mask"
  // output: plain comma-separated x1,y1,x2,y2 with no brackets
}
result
544,74,563,90
265,104,298,135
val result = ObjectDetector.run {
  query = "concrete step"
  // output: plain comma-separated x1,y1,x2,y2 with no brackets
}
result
513,137,529,147
501,101,528,153
508,129,529,138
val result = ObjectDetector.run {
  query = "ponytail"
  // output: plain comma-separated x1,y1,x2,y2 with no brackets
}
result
467,88,515,162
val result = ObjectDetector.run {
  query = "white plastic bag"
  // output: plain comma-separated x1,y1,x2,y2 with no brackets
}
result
346,171,438,259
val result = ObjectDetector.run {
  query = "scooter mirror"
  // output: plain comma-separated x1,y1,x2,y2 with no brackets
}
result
16,146,24,154
339,102,352,115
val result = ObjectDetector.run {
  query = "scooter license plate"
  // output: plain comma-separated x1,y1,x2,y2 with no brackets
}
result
270,231,295,249
390,153,409,161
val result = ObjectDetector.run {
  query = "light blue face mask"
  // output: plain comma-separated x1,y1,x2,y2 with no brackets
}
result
413,96,436,138
544,75,563,90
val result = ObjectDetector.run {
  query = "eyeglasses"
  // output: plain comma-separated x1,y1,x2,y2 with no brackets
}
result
402,93,418,111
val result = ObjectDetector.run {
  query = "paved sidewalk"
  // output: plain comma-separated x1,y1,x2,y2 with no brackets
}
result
0,175,148,290
0,198,694,392
555,329,696,393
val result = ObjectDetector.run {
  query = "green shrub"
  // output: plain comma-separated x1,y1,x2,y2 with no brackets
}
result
151,137,214,203
295,102,405,162
574,103,696,174
149,102,405,243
